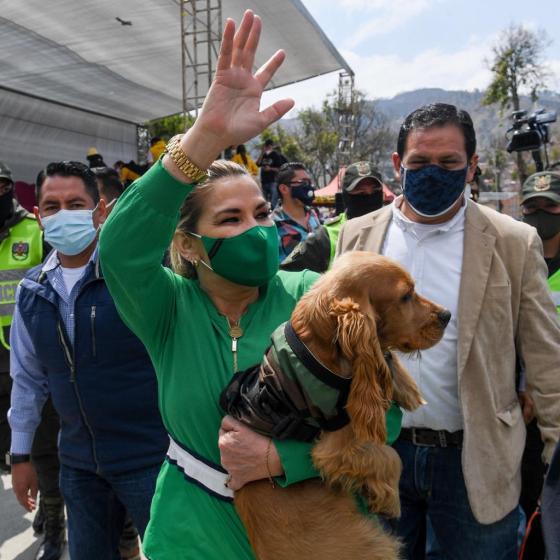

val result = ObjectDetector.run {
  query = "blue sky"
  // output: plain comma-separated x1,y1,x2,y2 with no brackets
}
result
262,0,560,114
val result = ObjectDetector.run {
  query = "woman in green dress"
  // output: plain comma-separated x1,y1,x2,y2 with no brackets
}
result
101,11,402,558
99,12,322,559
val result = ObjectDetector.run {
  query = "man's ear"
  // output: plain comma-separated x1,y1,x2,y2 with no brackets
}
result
391,152,402,181
466,154,479,183
278,183,288,198
95,198,107,226
33,206,43,230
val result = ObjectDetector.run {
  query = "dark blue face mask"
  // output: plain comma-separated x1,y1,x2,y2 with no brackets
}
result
290,181,315,205
401,164,468,218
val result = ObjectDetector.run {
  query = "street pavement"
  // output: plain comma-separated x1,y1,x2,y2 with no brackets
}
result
0,472,69,560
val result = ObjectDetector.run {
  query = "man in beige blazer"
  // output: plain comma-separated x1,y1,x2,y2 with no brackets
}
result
336,103,560,560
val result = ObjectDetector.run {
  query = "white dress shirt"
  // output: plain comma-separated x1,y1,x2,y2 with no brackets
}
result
382,197,466,431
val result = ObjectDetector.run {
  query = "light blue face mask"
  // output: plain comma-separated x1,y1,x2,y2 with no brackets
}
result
41,206,99,256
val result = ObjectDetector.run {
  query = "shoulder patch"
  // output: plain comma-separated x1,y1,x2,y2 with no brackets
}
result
12,241,30,260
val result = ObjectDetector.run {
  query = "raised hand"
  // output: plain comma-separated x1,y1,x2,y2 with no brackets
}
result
197,11,294,146
170,10,294,177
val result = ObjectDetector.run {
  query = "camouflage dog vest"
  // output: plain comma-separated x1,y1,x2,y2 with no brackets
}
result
220,321,352,442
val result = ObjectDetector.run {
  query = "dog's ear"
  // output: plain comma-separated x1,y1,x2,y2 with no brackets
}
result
332,297,393,444
292,285,335,343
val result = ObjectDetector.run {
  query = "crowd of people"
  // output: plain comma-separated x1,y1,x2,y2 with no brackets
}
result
1,10,559,560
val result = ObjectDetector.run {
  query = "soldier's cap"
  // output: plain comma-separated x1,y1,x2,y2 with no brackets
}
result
0,161,13,183
521,171,560,205
343,162,383,192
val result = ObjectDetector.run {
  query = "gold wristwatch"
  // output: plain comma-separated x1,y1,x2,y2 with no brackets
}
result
165,135,207,183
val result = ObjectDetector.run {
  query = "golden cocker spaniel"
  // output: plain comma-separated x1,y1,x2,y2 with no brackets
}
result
226,251,450,559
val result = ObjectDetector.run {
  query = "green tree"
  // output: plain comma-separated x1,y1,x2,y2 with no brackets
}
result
482,24,551,186
259,90,395,188
297,106,339,186
324,90,394,169
260,114,337,187
260,124,305,163
146,113,194,140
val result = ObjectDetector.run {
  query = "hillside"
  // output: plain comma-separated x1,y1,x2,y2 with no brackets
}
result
282,87,560,157
374,88,560,154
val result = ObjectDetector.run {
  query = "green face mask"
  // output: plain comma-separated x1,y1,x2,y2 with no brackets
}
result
190,224,279,287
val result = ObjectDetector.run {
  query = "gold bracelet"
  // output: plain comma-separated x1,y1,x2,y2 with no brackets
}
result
165,134,207,183
265,438,276,488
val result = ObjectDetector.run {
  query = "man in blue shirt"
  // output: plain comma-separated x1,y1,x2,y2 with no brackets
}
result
272,162,321,263
8,161,167,560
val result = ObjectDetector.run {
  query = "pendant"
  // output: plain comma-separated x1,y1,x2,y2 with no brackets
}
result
229,325,244,339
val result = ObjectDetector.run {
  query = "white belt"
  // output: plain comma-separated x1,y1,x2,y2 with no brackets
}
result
166,437,234,501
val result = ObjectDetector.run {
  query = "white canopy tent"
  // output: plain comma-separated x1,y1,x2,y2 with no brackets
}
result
0,1,351,181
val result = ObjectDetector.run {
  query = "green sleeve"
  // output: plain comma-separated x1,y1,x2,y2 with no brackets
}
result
273,439,318,486
386,403,403,445
301,268,321,291
99,159,196,348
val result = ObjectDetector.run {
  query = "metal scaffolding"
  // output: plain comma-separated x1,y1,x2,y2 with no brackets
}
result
336,71,356,167
136,125,150,165
180,0,223,122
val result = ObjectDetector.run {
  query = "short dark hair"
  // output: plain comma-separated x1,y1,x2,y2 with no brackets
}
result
92,166,125,200
150,137,162,146
38,161,100,204
277,162,308,200
35,169,46,189
264,139,274,147
397,103,476,160
277,162,307,187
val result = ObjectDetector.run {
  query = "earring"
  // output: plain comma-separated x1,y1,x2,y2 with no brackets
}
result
190,258,199,267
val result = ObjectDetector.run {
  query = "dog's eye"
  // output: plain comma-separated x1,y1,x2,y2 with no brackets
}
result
401,293,412,303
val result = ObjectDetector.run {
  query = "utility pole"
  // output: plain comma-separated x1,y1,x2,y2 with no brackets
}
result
335,71,356,169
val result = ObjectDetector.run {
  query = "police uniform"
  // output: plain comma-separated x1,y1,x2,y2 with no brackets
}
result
0,201,43,467
0,161,64,558
519,171,560,530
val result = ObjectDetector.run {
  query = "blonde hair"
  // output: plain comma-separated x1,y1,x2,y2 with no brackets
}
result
170,159,252,277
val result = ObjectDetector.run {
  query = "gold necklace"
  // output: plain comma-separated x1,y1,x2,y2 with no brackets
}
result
226,318,244,372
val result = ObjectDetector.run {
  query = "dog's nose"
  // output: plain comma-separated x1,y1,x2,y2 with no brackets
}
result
437,310,451,328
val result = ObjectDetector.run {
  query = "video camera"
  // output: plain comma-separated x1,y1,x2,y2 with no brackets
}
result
506,108,557,171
